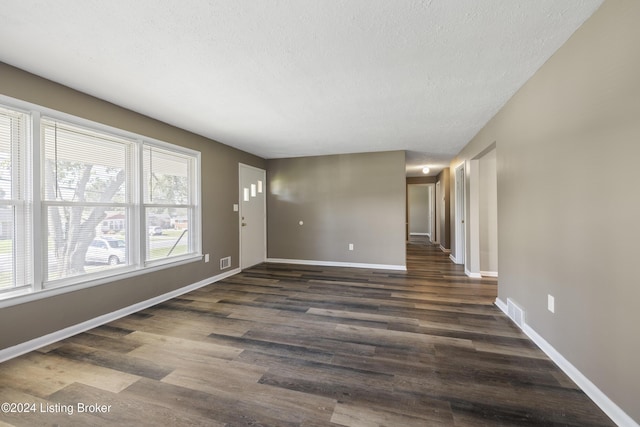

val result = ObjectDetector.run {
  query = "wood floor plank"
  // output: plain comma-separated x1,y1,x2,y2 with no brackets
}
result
0,352,138,398
330,401,452,427
48,382,221,427
0,386,102,427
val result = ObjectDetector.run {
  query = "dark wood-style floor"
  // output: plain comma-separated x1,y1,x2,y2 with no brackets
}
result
0,238,614,426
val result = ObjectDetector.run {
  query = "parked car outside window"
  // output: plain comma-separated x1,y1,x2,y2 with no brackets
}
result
85,237,126,266
148,226,163,236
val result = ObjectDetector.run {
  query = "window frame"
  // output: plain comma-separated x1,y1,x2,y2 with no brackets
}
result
141,141,201,266
0,95,202,307
0,104,32,297
41,117,138,287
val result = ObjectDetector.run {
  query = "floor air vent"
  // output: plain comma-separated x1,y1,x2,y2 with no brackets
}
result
220,256,231,270
506,298,525,328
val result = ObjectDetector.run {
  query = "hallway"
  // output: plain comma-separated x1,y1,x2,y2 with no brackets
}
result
0,241,614,426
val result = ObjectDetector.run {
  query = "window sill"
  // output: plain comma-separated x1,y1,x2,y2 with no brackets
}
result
0,254,203,309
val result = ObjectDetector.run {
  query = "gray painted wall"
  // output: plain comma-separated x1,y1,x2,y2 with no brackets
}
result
449,0,639,421
267,151,406,267
0,63,266,350
408,185,431,235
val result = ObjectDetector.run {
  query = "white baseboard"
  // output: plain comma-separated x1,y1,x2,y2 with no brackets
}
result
449,254,459,264
495,298,638,427
409,232,429,236
439,245,451,254
465,268,482,279
480,270,498,278
266,258,407,271
0,268,240,364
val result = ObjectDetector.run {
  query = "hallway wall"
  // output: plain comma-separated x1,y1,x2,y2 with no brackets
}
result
449,0,640,422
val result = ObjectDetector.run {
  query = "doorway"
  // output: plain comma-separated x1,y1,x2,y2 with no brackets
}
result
473,147,498,277
407,183,435,243
239,163,266,269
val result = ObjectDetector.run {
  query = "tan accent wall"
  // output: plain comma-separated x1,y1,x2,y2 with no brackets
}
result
450,0,639,421
267,151,406,267
0,63,265,350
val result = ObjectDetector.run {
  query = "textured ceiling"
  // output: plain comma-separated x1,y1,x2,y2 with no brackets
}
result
1,0,603,176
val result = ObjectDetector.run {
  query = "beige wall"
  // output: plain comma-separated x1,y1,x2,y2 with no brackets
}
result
450,0,639,422
0,63,265,350
267,151,406,267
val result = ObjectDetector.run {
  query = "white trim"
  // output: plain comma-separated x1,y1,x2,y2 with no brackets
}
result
465,268,482,279
494,298,638,427
449,254,459,263
480,270,498,277
440,245,451,254
409,232,429,236
0,268,240,364
266,258,407,271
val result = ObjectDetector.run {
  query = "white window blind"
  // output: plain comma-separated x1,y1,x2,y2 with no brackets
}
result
0,106,31,292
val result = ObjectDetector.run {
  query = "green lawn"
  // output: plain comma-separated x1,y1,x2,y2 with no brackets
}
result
0,272,12,289
149,244,188,260
0,240,12,255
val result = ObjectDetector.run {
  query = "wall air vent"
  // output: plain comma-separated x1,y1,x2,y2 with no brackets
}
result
507,298,525,329
220,256,231,270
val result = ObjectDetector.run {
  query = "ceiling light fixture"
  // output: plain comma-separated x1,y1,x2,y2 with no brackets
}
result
422,167,430,174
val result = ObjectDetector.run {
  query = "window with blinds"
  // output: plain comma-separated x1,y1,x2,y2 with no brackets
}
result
0,99,201,301
143,144,196,262
42,119,134,282
0,106,31,293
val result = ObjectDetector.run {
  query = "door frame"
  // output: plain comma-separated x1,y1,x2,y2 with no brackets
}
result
435,180,441,245
238,163,267,270
454,162,466,265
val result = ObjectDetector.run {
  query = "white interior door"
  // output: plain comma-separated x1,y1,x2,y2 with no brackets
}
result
239,164,266,269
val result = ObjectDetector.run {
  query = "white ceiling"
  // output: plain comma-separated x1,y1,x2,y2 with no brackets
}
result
1,0,603,176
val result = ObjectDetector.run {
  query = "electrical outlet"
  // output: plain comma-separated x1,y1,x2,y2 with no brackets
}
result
548,294,555,313
348,243,354,251
204,254,210,263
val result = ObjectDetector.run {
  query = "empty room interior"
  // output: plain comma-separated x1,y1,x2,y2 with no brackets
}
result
0,1,638,426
